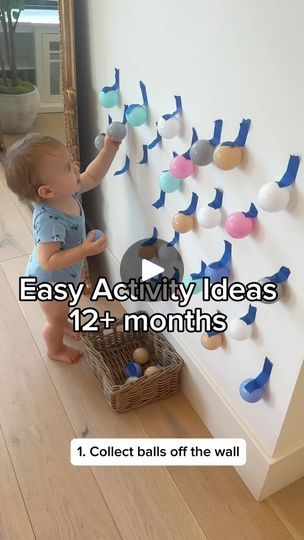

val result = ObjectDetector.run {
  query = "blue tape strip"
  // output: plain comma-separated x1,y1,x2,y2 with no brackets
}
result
183,128,198,159
180,192,199,215
243,203,258,218
152,190,166,209
267,266,291,284
114,155,130,176
222,118,251,147
101,67,120,93
207,329,221,337
191,261,206,280
209,119,223,146
138,145,148,164
148,129,162,149
140,81,148,106
219,241,232,267
162,95,183,120
141,227,158,246
108,115,112,125
169,231,180,246
172,151,178,158
172,266,180,281
122,105,128,124
245,357,273,393
240,305,257,325
208,188,223,209
277,155,300,188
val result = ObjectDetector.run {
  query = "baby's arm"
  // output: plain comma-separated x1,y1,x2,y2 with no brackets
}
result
80,134,121,194
37,232,107,271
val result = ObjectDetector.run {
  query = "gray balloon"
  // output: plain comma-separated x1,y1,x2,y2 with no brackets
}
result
259,277,284,303
94,133,105,151
190,139,215,166
107,121,127,142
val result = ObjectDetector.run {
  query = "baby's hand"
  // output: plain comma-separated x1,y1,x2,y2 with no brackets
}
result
82,232,108,257
103,133,121,154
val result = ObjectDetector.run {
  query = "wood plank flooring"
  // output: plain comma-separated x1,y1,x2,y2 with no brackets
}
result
0,163,303,540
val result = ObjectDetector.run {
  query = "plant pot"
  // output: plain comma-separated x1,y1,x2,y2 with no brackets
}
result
0,86,40,134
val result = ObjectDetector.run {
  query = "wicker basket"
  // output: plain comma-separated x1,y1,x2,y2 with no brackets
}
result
81,311,184,413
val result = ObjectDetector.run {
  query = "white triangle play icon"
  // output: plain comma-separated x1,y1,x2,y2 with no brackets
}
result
142,259,164,282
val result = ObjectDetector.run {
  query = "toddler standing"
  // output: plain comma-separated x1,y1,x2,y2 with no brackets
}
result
5,133,120,363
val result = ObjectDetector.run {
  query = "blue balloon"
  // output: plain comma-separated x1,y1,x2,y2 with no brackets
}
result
125,361,143,378
159,171,181,193
90,229,104,240
205,263,229,283
98,89,119,108
239,378,265,403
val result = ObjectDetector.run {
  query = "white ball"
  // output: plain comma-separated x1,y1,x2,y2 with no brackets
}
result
257,182,290,212
228,319,252,341
125,376,139,384
197,206,222,228
157,116,180,138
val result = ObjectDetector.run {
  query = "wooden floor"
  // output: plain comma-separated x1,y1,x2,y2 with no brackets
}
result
0,166,303,539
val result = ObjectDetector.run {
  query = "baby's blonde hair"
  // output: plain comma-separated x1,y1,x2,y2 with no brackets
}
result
4,133,65,203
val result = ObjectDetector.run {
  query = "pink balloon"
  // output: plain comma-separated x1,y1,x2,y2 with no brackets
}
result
225,212,255,239
170,155,195,179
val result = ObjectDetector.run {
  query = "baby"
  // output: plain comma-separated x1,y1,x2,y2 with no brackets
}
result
5,133,120,364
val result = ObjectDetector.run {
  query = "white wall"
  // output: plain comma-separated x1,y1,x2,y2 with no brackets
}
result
75,0,304,494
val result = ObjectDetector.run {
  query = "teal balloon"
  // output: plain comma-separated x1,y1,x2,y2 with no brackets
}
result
159,171,181,193
126,105,147,126
183,275,202,295
98,89,119,108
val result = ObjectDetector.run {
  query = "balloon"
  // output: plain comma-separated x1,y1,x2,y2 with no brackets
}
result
183,274,202,295
213,145,243,170
204,263,229,283
98,89,119,108
159,171,181,193
239,378,265,403
125,361,143,378
144,366,159,377
190,139,214,166
228,318,252,340
157,116,180,138
133,348,149,364
257,182,290,212
170,155,195,179
225,212,255,239
197,206,221,228
172,213,194,233
94,133,105,151
258,277,284,303
201,332,223,350
107,121,127,142
126,104,147,126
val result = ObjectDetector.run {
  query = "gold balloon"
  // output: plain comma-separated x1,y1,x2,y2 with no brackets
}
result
138,245,157,260
213,145,243,170
133,347,149,365
144,366,159,377
201,332,223,350
172,213,194,233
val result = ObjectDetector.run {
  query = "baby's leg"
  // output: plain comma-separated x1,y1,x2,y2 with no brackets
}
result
40,299,83,364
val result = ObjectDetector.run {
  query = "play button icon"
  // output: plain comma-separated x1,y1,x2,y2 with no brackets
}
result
120,237,184,301
142,259,164,281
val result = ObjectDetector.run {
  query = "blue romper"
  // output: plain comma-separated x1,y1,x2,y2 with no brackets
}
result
26,195,86,286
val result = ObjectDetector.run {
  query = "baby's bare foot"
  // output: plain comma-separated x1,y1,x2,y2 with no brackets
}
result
48,345,83,364
64,321,81,340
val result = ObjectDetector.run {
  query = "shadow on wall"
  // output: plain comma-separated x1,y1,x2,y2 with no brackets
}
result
74,0,110,284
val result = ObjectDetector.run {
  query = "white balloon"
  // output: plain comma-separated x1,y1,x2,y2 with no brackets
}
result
197,206,222,228
228,319,252,341
157,116,180,138
125,376,139,384
257,182,290,212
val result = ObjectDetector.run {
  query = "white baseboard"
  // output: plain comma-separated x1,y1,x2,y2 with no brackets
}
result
38,102,63,113
95,247,304,500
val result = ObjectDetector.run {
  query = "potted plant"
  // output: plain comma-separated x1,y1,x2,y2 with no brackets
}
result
0,0,40,133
